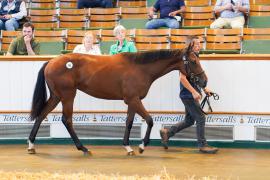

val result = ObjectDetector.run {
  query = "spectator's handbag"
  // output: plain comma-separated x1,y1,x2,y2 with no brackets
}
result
174,15,182,22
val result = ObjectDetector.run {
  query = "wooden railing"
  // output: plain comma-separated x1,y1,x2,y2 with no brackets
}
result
0,54,270,61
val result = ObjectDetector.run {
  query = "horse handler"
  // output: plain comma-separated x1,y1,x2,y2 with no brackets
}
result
160,36,218,154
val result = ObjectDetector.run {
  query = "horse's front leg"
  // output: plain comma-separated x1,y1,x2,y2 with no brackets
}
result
128,97,153,154
123,106,135,156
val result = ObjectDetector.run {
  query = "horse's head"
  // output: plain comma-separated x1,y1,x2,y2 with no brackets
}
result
180,36,208,88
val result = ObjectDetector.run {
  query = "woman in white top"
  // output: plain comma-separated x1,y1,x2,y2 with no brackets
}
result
73,31,101,55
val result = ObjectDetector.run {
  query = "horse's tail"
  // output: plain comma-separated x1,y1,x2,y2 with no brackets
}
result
30,62,49,121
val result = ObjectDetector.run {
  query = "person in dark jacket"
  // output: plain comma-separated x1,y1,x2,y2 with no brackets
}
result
0,0,27,30
160,36,219,154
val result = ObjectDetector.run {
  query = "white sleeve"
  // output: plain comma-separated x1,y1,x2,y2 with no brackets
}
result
73,45,80,53
11,1,27,20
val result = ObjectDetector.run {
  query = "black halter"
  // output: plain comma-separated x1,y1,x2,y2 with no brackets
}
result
183,53,205,87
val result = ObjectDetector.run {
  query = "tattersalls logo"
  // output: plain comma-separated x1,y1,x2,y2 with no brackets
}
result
98,114,141,123
49,114,91,122
0,113,269,126
151,113,237,125
49,113,141,123
205,115,237,124
246,116,270,125
152,114,185,123
0,114,31,122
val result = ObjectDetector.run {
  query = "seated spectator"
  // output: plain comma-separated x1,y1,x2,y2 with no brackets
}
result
77,0,113,8
73,31,101,55
109,25,137,55
0,0,27,31
210,0,249,29
145,0,186,29
6,22,40,55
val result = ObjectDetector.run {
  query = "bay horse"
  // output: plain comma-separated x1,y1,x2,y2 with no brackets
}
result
28,47,207,156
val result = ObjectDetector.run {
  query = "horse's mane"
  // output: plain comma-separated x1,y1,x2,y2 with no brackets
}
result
122,49,184,64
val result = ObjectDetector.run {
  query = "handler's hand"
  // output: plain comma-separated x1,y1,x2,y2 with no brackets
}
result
192,91,201,102
203,87,213,96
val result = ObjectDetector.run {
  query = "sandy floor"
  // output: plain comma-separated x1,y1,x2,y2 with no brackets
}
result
0,145,269,179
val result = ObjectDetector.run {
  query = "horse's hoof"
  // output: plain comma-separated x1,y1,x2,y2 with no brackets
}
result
28,148,36,154
138,147,144,154
127,151,136,156
83,151,92,156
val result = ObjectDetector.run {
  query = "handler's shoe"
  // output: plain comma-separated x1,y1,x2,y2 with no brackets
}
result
160,128,169,149
199,145,218,154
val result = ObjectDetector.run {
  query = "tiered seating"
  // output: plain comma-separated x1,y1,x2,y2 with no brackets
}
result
134,29,170,51
242,28,270,54
89,8,120,29
204,28,242,54
249,5,270,28
2,0,270,55
170,29,205,49
59,0,77,8
2,27,270,54
250,5,270,16
117,0,147,7
0,31,21,54
120,7,148,19
119,7,149,29
18,0,270,30
59,8,89,29
28,9,58,29
29,0,56,9
184,0,210,6
34,30,66,55
183,6,215,28
250,0,270,5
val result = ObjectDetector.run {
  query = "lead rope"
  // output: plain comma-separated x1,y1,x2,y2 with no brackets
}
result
200,92,219,115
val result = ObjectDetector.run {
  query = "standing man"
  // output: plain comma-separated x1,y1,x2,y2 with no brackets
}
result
0,0,27,31
7,22,40,55
145,0,186,29
210,0,249,29
160,36,218,154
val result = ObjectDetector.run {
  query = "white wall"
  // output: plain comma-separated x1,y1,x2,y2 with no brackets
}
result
0,60,269,113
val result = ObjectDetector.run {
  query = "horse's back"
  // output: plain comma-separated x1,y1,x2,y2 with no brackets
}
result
44,53,137,99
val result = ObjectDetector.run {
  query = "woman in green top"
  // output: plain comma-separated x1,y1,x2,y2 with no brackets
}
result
109,25,137,55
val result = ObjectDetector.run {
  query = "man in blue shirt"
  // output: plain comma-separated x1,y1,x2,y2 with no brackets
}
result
146,0,186,29
160,36,218,154
210,0,249,29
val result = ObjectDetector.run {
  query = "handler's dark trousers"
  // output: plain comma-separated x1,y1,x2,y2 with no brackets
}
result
168,98,207,148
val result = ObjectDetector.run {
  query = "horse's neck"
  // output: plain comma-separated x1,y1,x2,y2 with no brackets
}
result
143,57,179,81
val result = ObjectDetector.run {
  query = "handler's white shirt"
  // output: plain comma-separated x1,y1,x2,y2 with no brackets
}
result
73,44,101,55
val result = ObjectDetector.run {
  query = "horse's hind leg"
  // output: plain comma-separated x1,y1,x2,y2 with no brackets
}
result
123,106,135,156
28,95,60,154
128,97,153,154
61,98,91,156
